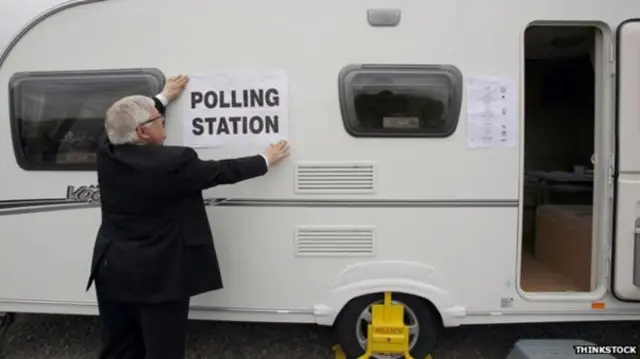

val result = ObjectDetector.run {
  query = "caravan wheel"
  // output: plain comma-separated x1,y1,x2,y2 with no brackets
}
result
333,293,440,359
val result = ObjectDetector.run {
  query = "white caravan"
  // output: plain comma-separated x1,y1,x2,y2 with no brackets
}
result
2,0,640,357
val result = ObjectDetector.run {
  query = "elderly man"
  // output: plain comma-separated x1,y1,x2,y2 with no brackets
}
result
85,75,289,359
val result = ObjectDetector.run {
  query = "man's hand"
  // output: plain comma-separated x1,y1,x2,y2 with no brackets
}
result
162,75,189,102
263,140,290,166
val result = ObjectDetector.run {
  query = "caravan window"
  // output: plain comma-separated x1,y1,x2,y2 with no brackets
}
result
9,68,164,170
338,64,463,137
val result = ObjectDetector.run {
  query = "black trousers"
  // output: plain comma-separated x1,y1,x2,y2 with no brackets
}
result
96,294,190,359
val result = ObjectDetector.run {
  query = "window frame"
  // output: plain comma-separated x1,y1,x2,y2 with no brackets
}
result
9,68,165,171
337,64,463,138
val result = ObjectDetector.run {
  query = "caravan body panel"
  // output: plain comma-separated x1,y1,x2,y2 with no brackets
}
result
1,0,640,326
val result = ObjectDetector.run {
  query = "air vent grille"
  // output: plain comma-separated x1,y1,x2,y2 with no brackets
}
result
295,226,375,257
295,162,376,194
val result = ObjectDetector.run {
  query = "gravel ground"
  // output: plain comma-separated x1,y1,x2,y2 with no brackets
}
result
0,314,639,358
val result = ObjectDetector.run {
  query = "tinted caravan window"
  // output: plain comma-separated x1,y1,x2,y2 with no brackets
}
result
9,68,164,170
338,64,463,137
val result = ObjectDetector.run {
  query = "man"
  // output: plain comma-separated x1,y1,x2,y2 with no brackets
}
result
85,75,290,359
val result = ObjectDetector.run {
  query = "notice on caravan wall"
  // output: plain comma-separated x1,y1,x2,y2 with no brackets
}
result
466,76,517,149
179,71,289,148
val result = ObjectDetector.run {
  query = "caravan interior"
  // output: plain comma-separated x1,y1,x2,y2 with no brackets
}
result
519,25,598,293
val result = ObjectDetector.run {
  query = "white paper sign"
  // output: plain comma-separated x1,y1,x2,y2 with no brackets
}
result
466,76,517,148
179,71,289,148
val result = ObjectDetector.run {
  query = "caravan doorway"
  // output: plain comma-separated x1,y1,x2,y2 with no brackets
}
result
519,25,598,293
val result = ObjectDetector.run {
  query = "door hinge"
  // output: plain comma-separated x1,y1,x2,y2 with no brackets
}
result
604,253,612,284
608,156,615,198
603,235,613,284
610,43,616,78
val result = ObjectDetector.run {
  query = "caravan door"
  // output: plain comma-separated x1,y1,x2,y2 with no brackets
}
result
612,19,640,301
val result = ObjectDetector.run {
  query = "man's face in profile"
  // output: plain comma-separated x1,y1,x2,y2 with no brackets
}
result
136,107,166,145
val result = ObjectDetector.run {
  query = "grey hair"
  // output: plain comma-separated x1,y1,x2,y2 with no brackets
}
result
105,95,155,144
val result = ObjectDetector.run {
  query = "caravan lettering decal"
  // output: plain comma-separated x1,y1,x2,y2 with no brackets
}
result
66,185,100,203
178,71,289,148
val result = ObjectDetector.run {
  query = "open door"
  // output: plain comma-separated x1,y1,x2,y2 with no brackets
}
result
612,19,640,302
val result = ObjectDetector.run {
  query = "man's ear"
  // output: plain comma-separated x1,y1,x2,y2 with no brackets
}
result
135,126,147,140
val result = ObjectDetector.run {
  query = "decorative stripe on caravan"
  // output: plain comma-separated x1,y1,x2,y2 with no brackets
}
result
0,198,518,216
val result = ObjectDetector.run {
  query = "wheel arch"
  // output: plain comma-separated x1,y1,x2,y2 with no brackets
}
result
313,261,464,327
332,290,445,331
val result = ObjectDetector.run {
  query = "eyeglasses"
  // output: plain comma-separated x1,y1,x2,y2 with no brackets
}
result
138,115,165,127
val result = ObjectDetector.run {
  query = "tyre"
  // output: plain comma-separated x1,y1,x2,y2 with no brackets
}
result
333,292,440,359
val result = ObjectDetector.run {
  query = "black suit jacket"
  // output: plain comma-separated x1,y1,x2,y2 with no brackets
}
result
86,97,268,303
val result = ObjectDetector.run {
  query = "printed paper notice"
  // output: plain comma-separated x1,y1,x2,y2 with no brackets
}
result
466,76,517,148
178,70,289,148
